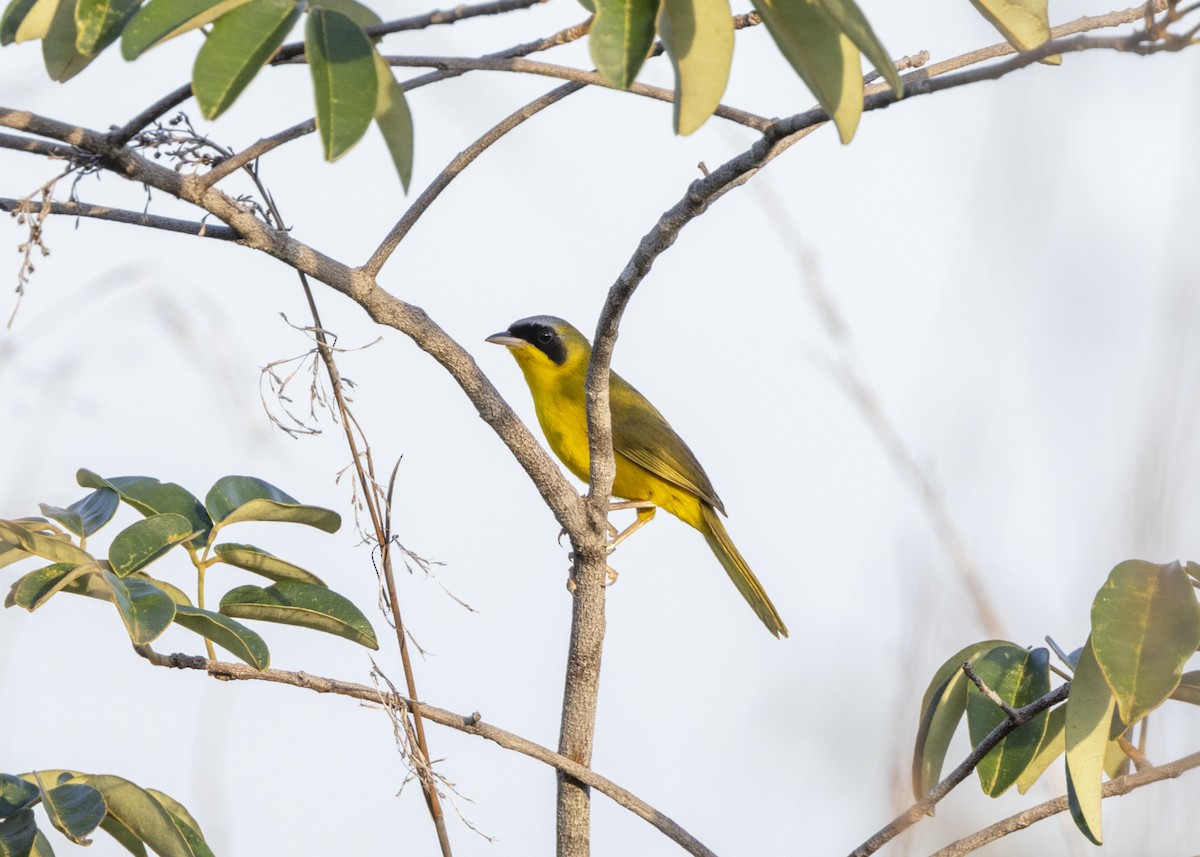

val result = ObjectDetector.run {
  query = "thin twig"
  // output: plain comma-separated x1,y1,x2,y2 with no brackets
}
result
961,663,1021,719
0,198,238,240
929,750,1200,857
846,683,1069,857
132,646,718,857
109,84,194,147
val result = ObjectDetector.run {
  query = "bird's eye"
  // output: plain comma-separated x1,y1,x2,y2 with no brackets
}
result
537,330,554,344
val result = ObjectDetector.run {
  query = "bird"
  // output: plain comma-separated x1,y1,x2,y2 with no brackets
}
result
486,315,788,638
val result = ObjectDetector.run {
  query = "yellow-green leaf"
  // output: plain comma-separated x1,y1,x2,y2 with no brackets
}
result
372,50,413,191
750,0,862,142
205,475,340,532
968,0,1059,65
1,0,39,44
1091,559,1200,726
1015,704,1064,794
0,519,93,566
174,605,270,670
102,571,176,644
107,513,194,577
1064,638,1109,844
11,562,97,611
65,776,191,857
12,0,55,41
78,471,212,549
121,0,253,59
75,0,141,55
212,542,326,586
192,0,299,120
589,0,658,90
42,0,96,81
306,7,376,161
814,0,901,96
657,0,733,135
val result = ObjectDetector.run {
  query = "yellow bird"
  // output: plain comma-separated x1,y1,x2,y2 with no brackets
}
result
487,316,788,638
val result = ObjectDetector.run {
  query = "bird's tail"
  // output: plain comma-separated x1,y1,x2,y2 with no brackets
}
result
699,505,788,638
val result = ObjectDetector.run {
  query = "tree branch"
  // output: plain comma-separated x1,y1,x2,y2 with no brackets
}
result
132,646,717,857
0,198,239,240
930,749,1200,856
846,684,1069,857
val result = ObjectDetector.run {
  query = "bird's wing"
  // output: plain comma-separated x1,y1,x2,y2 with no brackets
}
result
610,373,726,514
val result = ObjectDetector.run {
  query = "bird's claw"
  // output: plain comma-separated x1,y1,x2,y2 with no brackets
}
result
605,566,619,586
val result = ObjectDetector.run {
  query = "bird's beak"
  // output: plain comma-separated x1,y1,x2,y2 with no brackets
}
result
485,332,525,348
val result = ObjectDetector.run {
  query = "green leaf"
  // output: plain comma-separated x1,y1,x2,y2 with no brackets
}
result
39,780,105,845
66,777,190,857
99,815,146,857
143,791,205,846
78,472,212,550
372,50,413,191
1014,704,1064,794
108,514,194,577
205,475,340,532
969,0,1059,64
912,639,1008,801
38,489,119,539
1186,561,1200,584
220,580,378,649
0,540,32,571
103,571,176,644
10,562,96,611
814,0,901,96
11,0,55,41
965,644,1051,797
192,0,299,120
750,0,862,143
173,605,270,669
306,7,376,161
212,543,326,585
42,0,97,80
0,775,39,820
1170,670,1200,706
657,0,733,135
120,0,253,59
1,0,39,44
1091,559,1200,726
127,572,193,607
28,830,54,857
0,520,93,566
0,809,36,857
1064,638,1110,843
75,0,141,54
308,0,379,30
589,0,657,90
1103,734,1130,781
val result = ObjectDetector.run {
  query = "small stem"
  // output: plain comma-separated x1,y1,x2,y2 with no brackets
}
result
961,662,1022,720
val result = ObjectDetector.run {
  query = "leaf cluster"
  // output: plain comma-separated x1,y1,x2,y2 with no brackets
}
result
2,468,379,670
0,771,213,857
912,559,1200,843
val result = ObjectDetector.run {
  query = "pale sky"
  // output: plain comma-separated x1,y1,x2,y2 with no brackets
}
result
2,1,1199,855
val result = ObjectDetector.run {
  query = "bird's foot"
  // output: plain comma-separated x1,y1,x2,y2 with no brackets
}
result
605,565,619,586
564,552,619,588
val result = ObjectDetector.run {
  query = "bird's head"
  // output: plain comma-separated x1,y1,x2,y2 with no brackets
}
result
485,316,591,376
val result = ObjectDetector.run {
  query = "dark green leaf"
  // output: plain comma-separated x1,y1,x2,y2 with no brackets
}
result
307,7,376,161
107,514,194,577
589,0,657,90
67,776,190,857
77,471,211,550
1015,704,1064,794
42,0,97,80
103,571,176,644
75,0,141,54
28,830,53,857
372,50,413,191
220,580,377,649
0,775,39,820
206,475,339,532
38,489,119,539
657,0,733,135
212,543,326,585
1066,764,1101,846
1170,670,1200,706
0,809,36,857
174,605,270,669
1,0,39,45
965,644,1051,797
814,0,901,96
750,0,862,143
1091,559,1200,726
9,0,55,41
127,572,193,607
308,0,379,30
912,639,1008,801
40,780,105,845
193,0,300,120
0,520,93,566
10,562,96,611
1064,638,1109,843
120,0,252,59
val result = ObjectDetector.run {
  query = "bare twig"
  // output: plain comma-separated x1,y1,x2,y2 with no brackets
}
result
0,198,238,240
132,646,718,857
961,662,1020,719
847,684,1070,857
930,750,1200,857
